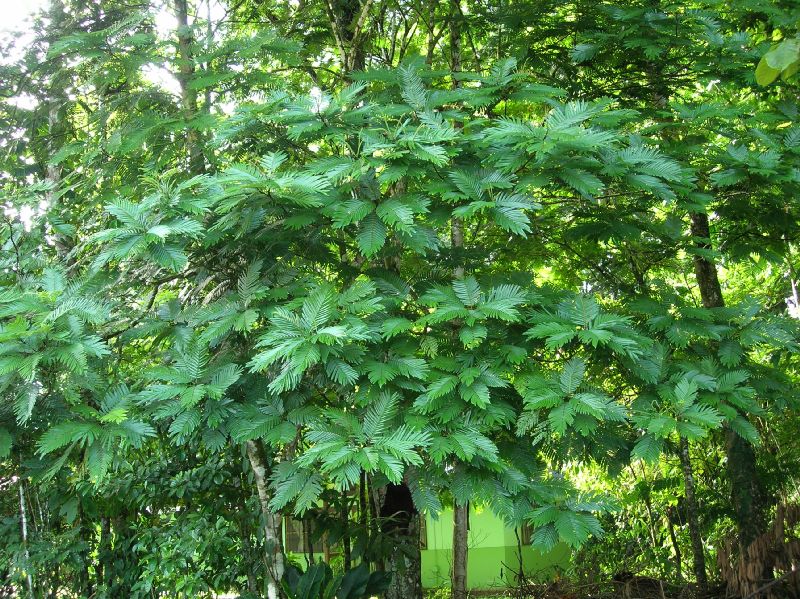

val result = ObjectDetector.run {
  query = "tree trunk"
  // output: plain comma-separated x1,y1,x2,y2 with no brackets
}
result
449,0,465,281
18,480,34,598
75,502,93,597
725,430,766,549
666,506,683,581
689,213,725,310
110,510,137,596
246,440,285,599
448,14,468,595
449,0,461,82
174,0,205,174
44,0,73,260
370,478,387,570
303,517,314,566
359,470,369,558
380,483,423,599
342,496,352,570
204,0,214,114
96,516,110,590
237,492,260,599
242,531,259,596
448,15,468,591
385,514,423,599
425,2,437,65
679,437,707,592
689,211,767,552
451,218,465,278
326,0,372,73
451,502,469,599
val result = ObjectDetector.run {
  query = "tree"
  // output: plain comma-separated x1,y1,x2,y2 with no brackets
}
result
1,1,800,598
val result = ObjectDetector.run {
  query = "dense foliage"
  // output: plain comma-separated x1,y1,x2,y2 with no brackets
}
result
1,0,799,598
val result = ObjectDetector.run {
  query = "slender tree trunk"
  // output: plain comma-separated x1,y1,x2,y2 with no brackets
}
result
242,530,259,596
666,507,683,581
359,470,368,559
514,527,525,585
342,496,352,570
325,0,372,73
303,517,314,566
689,213,725,309
425,2,437,65
448,10,468,597
204,0,213,112
44,0,73,260
381,483,422,599
96,516,110,590
111,511,135,596
18,480,34,598
237,493,260,599
451,219,465,278
451,503,469,599
679,437,707,591
634,463,667,599
369,478,385,570
78,512,94,598
246,440,285,599
689,211,767,552
174,0,204,174
449,0,461,84
449,0,464,280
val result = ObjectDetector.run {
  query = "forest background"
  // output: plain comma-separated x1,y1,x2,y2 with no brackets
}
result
1,0,800,598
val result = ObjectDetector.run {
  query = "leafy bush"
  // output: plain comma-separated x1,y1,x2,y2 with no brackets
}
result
281,562,392,599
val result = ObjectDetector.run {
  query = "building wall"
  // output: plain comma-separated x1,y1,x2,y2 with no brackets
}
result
421,505,570,590
283,504,570,590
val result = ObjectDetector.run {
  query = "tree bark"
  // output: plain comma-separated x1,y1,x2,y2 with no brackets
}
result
449,0,461,82
725,431,767,549
342,496,352,570
359,470,369,557
246,440,285,599
76,503,92,597
18,480,34,598
679,437,707,591
236,484,260,599
174,0,205,174
449,12,468,597
689,213,724,310
369,477,386,570
241,526,259,596
44,0,73,260
451,502,469,599
425,2,437,65
666,506,683,581
385,514,423,599
96,516,111,590
689,211,767,552
110,510,137,596
380,483,423,599
326,0,373,73
449,0,465,281
303,517,314,566
204,0,214,114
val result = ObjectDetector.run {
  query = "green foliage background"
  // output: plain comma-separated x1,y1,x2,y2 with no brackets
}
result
0,0,799,597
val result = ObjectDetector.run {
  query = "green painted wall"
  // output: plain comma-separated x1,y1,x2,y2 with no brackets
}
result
421,505,570,590
283,504,570,590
